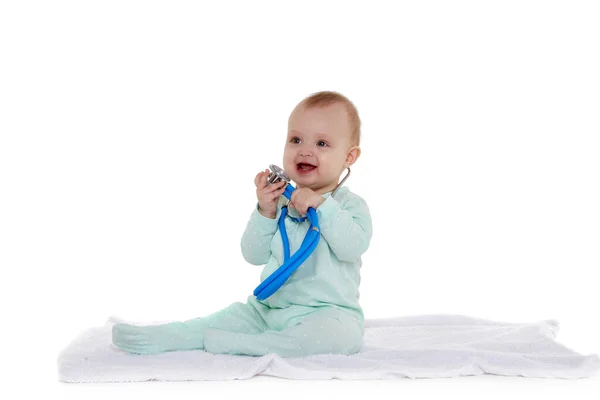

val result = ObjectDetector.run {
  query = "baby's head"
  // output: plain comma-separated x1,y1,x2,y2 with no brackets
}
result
283,91,361,195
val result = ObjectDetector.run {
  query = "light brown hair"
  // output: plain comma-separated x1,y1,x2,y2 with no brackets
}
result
299,91,361,147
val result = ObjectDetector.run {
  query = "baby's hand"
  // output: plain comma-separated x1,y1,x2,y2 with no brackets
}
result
289,188,325,217
255,169,287,219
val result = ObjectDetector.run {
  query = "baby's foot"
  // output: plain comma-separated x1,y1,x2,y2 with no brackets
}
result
112,321,203,355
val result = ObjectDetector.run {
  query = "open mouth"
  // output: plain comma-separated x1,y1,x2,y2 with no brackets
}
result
297,163,317,172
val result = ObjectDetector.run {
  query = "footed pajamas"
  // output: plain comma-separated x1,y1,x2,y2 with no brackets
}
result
112,186,373,357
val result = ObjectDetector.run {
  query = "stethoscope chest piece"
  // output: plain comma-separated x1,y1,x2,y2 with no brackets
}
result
267,164,291,186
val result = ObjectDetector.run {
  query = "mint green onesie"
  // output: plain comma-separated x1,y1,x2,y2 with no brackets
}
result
112,186,373,357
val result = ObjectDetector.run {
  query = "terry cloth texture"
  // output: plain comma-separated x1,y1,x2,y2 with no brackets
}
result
57,314,600,382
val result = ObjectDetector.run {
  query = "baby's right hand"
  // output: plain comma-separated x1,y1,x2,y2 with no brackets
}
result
255,169,287,219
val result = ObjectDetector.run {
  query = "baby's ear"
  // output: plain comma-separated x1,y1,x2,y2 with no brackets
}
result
345,146,361,167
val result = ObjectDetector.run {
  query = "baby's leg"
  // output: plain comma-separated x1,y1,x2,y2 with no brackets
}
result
112,302,267,355
203,309,363,358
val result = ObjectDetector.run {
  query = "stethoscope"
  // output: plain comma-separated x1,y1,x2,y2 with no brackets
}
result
253,164,351,300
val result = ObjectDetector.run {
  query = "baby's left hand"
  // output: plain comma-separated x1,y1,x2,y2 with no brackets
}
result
289,188,326,217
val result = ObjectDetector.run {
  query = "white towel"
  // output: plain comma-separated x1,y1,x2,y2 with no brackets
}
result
57,314,600,382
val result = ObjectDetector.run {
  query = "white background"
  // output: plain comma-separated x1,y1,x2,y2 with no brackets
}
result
1,1,599,398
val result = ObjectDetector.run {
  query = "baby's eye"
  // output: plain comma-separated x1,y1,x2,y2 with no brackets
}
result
317,140,328,147
290,137,301,144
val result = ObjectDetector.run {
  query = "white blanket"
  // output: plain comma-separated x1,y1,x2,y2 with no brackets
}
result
57,314,600,382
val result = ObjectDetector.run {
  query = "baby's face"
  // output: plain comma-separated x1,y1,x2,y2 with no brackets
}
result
283,103,353,194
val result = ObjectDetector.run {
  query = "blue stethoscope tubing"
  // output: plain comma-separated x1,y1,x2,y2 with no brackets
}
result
253,183,321,300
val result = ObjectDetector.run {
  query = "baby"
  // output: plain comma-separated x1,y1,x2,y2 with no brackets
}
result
112,91,373,357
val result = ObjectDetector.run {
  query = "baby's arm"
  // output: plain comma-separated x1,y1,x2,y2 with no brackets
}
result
240,203,279,265
317,194,373,262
